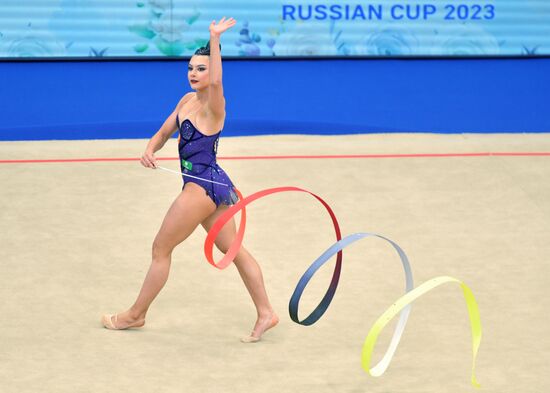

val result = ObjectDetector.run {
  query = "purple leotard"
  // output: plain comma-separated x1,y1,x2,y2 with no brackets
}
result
176,114,238,207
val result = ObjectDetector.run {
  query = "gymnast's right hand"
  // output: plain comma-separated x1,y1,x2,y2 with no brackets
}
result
141,150,157,169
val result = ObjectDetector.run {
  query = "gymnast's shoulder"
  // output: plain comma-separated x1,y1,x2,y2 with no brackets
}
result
176,92,196,109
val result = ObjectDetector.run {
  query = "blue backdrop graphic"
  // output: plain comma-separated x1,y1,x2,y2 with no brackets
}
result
1,0,550,58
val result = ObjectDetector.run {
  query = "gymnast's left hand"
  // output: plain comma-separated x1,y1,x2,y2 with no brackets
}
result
209,17,237,37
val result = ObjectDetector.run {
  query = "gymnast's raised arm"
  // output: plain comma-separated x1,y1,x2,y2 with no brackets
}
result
206,17,236,119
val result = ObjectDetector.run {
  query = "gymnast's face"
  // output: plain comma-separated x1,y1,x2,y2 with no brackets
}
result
188,55,209,90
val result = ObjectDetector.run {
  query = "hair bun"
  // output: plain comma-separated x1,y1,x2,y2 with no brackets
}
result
194,41,222,56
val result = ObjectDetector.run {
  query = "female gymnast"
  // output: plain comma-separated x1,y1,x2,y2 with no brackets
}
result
102,17,278,343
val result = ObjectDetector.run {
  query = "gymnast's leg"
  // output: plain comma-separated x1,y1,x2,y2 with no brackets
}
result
201,205,279,342
102,182,216,329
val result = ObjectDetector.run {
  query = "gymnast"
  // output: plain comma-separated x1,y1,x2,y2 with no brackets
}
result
102,17,278,343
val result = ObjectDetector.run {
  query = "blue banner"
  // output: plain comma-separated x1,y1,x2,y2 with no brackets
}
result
1,0,549,58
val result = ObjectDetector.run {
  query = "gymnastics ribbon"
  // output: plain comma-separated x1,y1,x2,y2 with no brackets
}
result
289,232,414,375
361,276,482,387
204,187,342,274
203,186,482,387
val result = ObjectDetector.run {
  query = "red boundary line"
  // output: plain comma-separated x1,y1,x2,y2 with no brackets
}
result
1,152,550,164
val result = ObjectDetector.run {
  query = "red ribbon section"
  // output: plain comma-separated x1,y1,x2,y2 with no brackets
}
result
204,187,342,272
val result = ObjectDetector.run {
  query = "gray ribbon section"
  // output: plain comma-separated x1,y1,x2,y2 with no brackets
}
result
289,232,414,375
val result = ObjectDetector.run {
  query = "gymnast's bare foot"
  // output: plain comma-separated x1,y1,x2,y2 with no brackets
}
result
102,309,146,330
241,312,279,343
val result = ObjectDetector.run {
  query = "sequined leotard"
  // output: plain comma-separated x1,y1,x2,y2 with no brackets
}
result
176,114,238,206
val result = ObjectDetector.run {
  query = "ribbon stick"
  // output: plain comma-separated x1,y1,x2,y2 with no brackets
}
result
157,165,229,187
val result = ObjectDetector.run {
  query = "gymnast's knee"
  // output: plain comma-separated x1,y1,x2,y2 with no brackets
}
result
152,238,173,261
215,240,247,256
215,241,230,254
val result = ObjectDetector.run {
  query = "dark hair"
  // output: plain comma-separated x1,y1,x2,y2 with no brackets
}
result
193,41,221,56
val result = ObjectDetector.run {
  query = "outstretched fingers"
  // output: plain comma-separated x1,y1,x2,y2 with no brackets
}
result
210,17,237,35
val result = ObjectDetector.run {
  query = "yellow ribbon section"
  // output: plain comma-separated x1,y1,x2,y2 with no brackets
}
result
361,276,482,388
